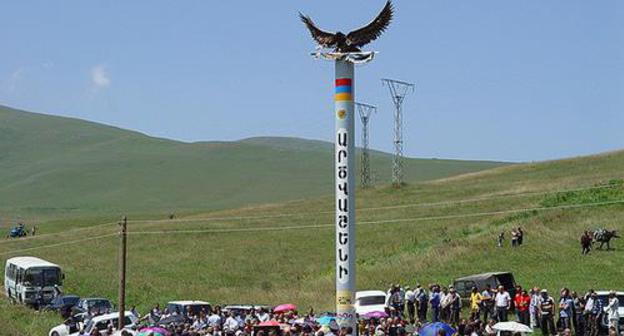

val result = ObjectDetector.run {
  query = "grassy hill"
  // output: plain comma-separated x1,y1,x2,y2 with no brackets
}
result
1,148,623,335
0,105,507,220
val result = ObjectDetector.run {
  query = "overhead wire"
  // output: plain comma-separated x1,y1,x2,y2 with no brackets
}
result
1,183,621,252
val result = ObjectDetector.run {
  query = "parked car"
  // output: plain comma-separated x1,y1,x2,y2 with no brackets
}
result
49,311,137,336
596,291,624,331
74,312,137,336
453,272,517,299
166,300,211,316
72,297,114,315
223,304,272,315
41,294,80,315
354,290,388,315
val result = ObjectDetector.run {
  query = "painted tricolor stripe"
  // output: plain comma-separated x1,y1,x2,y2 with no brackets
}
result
335,78,353,101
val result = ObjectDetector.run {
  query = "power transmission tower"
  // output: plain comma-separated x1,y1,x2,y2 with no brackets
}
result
356,102,377,188
382,78,415,187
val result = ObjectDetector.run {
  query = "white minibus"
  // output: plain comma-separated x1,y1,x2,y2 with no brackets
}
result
4,256,63,306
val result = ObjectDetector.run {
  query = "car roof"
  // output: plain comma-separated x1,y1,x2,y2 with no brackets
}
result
91,311,133,322
81,297,110,302
62,295,80,299
224,304,270,309
595,291,624,296
6,256,60,269
455,272,512,282
167,300,211,305
356,290,387,298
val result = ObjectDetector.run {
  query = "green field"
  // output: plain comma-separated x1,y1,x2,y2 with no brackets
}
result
1,146,623,335
0,104,507,222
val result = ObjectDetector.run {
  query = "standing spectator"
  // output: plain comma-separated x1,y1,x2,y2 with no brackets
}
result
224,312,239,332
440,287,451,322
529,287,541,329
469,287,482,321
449,288,462,326
208,309,222,327
517,227,524,245
606,291,620,335
257,308,270,322
498,231,505,247
417,285,429,322
538,289,557,336
430,285,442,323
514,289,531,326
558,288,573,330
495,286,511,322
585,290,603,336
481,284,494,322
405,286,416,323
390,285,403,317
511,229,519,247
572,291,585,336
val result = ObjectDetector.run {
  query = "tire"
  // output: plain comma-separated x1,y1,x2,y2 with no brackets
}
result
51,332,60,336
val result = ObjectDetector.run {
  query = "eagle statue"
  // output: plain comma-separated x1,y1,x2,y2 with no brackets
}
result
299,1,394,53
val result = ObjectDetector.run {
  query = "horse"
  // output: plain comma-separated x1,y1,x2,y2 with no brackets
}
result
593,229,620,250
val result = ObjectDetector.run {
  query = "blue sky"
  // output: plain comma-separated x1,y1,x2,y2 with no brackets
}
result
0,1,622,162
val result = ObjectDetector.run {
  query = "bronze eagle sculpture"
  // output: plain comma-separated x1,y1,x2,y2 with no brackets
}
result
299,1,394,53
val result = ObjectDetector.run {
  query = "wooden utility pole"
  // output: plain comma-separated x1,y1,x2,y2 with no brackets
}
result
118,216,127,330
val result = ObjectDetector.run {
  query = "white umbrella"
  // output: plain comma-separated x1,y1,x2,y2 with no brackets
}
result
493,321,533,334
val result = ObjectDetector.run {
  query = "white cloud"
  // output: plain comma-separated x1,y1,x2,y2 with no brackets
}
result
91,64,111,89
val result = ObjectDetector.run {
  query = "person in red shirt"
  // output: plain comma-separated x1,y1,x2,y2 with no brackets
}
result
515,288,532,326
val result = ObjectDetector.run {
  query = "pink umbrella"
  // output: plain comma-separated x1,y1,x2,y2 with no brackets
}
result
258,320,282,327
273,303,297,313
138,326,171,336
362,311,388,319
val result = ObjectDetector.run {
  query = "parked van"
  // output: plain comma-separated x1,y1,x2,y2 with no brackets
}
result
453,272,517,298
4,256,64,306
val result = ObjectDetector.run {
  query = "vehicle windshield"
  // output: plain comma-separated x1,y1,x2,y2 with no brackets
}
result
64,296,80,306
596,295,624,306
24,267,61,287
84,316,132,332
87,299,112,310
358,295,386,306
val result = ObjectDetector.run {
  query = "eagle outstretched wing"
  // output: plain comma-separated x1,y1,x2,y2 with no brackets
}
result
299,13,337,48
346,1,393,48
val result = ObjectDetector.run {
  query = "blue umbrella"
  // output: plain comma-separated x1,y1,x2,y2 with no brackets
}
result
317,315,336,326
419,322,456,336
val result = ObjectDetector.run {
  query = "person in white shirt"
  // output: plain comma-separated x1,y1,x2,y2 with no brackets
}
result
256,308,270,322
405,286,416,323
208,311,222,327
495,286,511,322
606,291,620,334
224,312,239,332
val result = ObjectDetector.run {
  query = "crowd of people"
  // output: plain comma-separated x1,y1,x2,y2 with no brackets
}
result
497,227,524,248
386,284,620,336
74,283,619,336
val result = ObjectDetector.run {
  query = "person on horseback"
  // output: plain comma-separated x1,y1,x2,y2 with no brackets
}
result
581,231,593,255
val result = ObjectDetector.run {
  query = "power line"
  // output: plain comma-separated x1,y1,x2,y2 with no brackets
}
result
125,199,624,235
125,183,621,224
2,198,622,255
0,233,117,256
0,182,619,244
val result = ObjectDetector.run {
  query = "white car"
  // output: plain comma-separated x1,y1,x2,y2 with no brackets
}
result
595,291,624,330
48,311,137,336
354,290,389,316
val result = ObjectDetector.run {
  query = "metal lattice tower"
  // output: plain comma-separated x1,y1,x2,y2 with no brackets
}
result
356,102,377,188
382,78,415,187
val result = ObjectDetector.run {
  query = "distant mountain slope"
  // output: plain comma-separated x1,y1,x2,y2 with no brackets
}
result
0,105,509,215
